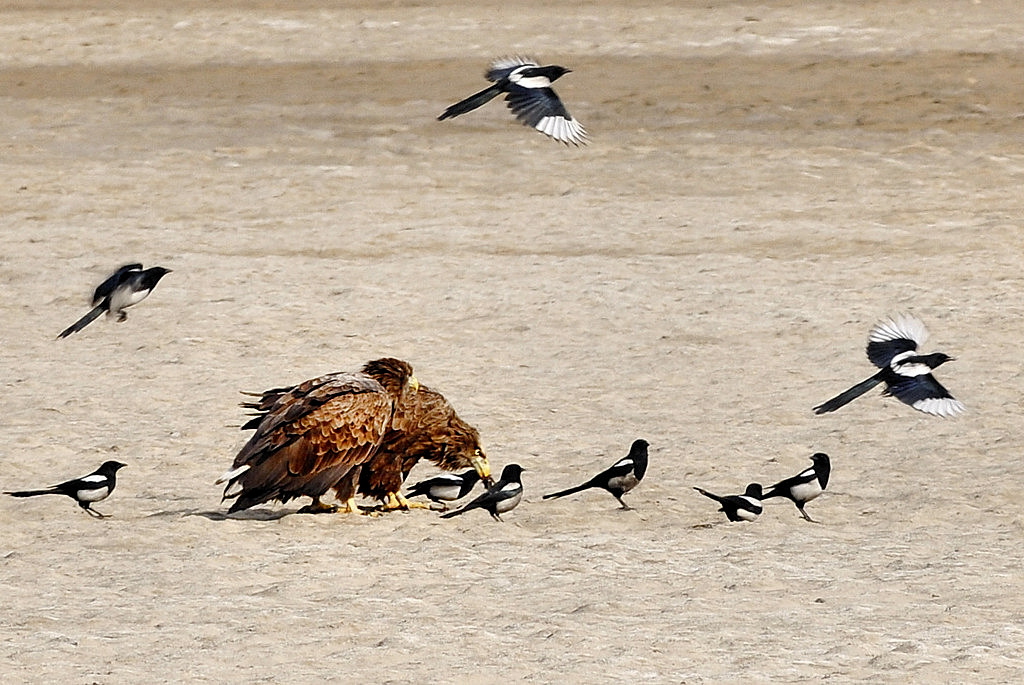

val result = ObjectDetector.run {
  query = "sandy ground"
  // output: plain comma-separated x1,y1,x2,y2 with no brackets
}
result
3,0,1024,681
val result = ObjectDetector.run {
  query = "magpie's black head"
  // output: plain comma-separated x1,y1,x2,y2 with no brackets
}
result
498,463,524,482
811,452,830,465
922,352,954,368
99,461,127,474
629,439,649,480
744,483,763,499
537,65,571,81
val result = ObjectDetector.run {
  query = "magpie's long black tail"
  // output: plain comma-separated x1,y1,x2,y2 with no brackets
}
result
438,84,503,120
813,373,885,414
693,487,726,505
57,304,105,339
439,502,476,519
5,488,59,498
542,481,594,500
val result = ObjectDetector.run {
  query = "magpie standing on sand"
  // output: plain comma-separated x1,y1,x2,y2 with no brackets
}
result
693,483,763,523
4,461,126,518
438,56,588,146
440,463,524,521
405,469,481,510
813,313,964,417
58,263,171,338
761,453,830,523
543,439,648,510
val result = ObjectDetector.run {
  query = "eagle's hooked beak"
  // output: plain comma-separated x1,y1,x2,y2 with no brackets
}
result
472,450,493,488
409,376,420,392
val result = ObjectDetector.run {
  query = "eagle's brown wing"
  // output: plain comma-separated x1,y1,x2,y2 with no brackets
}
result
222,372,393,512
358,384,489,504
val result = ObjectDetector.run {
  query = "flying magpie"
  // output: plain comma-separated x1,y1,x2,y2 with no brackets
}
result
813,313,964,417
405,469,481,510
440,463,523,521
58,263,171,338
438,56,588,146
761,453,830,523
4,460,126,518
542,439,648,510
693,483,763,522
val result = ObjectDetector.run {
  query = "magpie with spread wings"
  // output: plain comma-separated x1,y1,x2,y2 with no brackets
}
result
438,56,588,145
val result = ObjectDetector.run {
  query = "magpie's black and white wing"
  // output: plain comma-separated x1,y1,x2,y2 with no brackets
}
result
866,314,927,368
504,86,587,145
886,374,965,417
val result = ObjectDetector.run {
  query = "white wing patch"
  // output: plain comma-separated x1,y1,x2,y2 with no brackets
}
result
490,56,537,72
534,115,588,145
869,313,929,346
215,464,250,484
80,474,107,484
914,397,965,417
511,73,553,89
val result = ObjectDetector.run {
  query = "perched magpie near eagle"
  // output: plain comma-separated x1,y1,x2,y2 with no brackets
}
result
693,483,763,523
405,469,482,510
217,358,492,515
438,56,588,146
441,463,524,522
813,313,964,417
58,263,171,339
542,439,648,509
5,460,126,518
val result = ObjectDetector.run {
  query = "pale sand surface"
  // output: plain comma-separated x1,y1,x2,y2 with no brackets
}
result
3,1,1024,682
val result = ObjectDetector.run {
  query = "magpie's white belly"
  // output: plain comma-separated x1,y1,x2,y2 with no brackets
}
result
495,491,522,514
76,486,110,502
790,481,822,503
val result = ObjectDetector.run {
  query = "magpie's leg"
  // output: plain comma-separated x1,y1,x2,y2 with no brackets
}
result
798,506,819,524
615,495,633,510
83,504,108,518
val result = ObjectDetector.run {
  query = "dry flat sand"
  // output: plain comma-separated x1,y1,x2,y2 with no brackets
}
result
3,1,1024,682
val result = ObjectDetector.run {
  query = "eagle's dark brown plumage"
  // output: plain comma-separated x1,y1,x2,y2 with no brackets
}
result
218,358,417,514
357,384,491,510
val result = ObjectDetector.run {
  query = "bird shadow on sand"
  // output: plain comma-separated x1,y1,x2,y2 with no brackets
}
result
145,507,295,521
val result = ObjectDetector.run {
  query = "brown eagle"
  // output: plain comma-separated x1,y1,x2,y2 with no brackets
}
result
358,383,492,510
217,358,418,514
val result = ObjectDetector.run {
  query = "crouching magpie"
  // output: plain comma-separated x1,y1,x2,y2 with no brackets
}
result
58,263,171,338
405,469,482,510
438,56,588,145
693,483,763,522
761,453,830,523
440,463,523,521
4,460,126,517
813,313,964,417
543,439,648,509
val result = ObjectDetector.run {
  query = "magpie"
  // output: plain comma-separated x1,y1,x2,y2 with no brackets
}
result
58,263,172,338
542,439,648,510
813,313,964,417
438,56,588,146
440,463,524,521
693,483,763,522
4,460,126,518
761,453,830,523
405,469,481,510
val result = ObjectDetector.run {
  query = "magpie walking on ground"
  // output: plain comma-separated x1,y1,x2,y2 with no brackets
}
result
761,453,830,523
813,313,964,417
4,460,126,518
693,483,763,522
542,439,648,510
440,463,524,521
58,263,171,338
405,469,482,510
438,56,588,146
